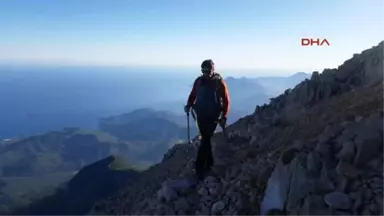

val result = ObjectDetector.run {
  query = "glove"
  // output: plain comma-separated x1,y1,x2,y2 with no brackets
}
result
184,105,191,113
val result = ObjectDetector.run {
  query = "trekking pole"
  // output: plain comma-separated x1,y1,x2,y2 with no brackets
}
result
219,112,228,144
191,108,197,122
190,108,201,150
222,124,227,140
191,108,200,135
187,111,191,144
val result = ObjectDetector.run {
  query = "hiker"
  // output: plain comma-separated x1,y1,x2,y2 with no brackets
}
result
184,59,230,181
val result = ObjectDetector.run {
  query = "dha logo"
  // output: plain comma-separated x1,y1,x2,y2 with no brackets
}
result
301,38,330,46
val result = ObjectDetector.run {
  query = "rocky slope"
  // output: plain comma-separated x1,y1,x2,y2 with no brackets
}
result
93,41,383,215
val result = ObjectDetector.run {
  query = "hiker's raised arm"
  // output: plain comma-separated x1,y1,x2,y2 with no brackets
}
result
220,79,230,118
186,78,199,108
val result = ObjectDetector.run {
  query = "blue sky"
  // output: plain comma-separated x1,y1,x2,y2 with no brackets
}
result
0,0,383,74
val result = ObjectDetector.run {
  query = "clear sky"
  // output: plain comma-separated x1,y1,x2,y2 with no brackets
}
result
0,0,383,73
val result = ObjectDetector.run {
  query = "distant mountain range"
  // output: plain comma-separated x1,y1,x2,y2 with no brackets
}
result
154,72,310,122
99,108,199,163
0,108,197,179
0,129,135,213
0,129,130,177
0,68,309,139
0,108,199,213
0,71,310,213
255,72,310,96
99,108,196,141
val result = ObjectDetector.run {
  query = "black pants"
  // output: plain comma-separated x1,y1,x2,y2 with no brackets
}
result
195,116,218,179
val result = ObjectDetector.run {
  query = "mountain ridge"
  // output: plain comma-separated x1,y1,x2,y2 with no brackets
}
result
11,155,140,215
93,41,383,215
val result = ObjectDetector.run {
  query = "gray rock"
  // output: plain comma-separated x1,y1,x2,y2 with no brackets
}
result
324,192,351,210
156,204,174,215
209,183,222,196
211,201,225,215
286,158,312,213
334,210,352,215
365,112,384,134
200,204,210,215
338,125,357,142
361,207,371,215
176,209,186,215
336,160,360,179
205,176,217,184
300,194,331,215
354,127,382,166
355,116,364,122
370,177,384,189
260,160,290,215
292,140,305,149
307,152,322,177
336,140,356,162
315,140,331,157
279,147,299,165
350,181,363,191
164,208,175,215
157,184,178,202
351,191,363,210
201,195,214,207
226,166,241,180
369,203,379,214
231,210,238,215
174,198,189,212
314,162,335,193
265,209,285,216
363,188,373,200
198,187,209,196
378,197,384,215
319,124,344,143
367,158,383,170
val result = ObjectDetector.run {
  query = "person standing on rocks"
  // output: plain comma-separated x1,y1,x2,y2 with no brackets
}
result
184,59,230,181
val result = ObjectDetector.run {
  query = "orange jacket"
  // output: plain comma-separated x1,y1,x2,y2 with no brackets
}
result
186,76,230,118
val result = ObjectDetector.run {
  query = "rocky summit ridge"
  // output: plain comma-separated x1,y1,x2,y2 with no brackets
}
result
93,41,383,215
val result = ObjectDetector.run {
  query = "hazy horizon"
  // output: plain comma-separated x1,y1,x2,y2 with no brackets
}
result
0,64,311,77
0,65,310,138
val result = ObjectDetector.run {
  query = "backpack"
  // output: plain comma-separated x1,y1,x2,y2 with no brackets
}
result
192,73,224,119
